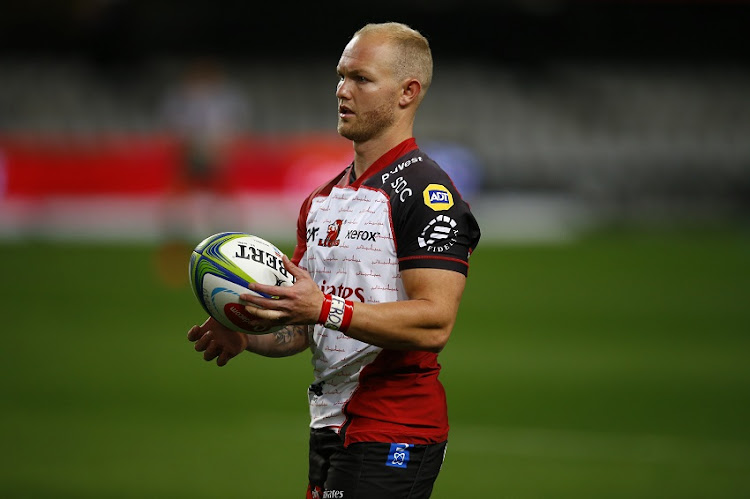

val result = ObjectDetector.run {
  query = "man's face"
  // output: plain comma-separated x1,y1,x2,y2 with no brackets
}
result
335,34,400,142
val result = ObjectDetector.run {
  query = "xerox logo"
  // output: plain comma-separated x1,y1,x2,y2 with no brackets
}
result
418,215,459,253
313,223,379,245
345,229,378,241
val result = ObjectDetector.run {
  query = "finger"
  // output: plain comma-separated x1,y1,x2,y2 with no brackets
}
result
240,293,283,310
282,255,303,278
242,304,284,321
188,326,205,341
188,317,215,341
203,340,220,362
246,281,289,300
217,350,232,367
194,330,212,352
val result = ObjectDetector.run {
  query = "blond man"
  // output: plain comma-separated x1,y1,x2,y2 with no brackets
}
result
189,22,480,498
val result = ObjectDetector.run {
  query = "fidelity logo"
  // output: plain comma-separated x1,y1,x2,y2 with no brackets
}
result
418,215,459,253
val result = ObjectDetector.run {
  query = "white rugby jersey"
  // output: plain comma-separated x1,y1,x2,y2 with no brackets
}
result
291,138,481,446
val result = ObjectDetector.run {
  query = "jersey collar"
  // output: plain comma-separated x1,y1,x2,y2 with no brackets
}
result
348,138,418,188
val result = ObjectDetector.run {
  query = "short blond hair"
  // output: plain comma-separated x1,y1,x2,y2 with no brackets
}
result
354,22,433,95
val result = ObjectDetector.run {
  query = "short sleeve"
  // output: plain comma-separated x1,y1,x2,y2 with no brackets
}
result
394,173,480,275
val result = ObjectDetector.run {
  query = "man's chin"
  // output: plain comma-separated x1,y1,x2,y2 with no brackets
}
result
337,124,358,141
338,121,379,142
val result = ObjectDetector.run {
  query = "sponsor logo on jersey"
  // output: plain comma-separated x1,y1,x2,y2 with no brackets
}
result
312,223,380,244
380,156,423,185
319,280,366,302
423,184,454,211
309,485,323,499
306,226,320,243
390,176,413,202
319,220,343,247
345,229,378,241
386,443,411,469
418,215,459,253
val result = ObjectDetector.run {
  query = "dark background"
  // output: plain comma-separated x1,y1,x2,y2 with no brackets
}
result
2,1,749,64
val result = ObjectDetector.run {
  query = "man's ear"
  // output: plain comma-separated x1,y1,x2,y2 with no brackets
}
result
399,79,422,107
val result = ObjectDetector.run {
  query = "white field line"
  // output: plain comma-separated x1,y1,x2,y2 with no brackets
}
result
447,425,750,468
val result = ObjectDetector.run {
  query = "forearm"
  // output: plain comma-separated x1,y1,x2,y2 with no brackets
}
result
342,299,456,353
316,268,466,353
240,264,465,354
245,325,310,358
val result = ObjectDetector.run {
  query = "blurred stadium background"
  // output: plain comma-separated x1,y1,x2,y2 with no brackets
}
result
1,1,749,497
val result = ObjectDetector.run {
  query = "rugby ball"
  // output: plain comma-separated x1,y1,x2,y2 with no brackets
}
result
189,232,294,334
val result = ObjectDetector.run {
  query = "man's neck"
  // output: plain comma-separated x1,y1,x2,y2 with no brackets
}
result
352,129,413,179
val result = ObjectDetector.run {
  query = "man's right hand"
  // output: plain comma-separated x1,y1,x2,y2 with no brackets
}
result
187,317,249,367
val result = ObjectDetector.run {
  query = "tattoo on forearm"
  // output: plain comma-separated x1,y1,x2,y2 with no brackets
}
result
272,325,307,351
273,326,296,345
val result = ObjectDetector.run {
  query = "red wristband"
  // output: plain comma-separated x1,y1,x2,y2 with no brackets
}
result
340,299,354,332
323,295,354,333
317,294,332,324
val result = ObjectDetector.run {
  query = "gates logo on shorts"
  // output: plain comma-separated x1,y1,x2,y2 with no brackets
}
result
386,443,411,468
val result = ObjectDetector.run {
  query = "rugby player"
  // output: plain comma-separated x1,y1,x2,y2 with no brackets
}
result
188,22,481,498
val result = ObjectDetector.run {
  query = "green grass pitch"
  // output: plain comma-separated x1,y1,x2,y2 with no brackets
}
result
1,226,749,498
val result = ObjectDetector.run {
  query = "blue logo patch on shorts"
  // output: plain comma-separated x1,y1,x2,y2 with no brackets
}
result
386,443,411,468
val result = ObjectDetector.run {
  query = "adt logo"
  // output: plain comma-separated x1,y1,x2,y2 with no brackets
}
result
430,191,449,202
386,443,411,468
422,184,454,211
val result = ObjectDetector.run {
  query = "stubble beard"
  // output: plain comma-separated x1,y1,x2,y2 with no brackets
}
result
337,101,395,143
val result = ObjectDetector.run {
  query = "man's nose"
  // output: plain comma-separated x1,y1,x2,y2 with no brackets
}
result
336,79,350,99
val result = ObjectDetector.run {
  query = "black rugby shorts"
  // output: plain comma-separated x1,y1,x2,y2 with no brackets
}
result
306,428,447,499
